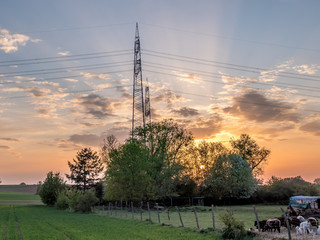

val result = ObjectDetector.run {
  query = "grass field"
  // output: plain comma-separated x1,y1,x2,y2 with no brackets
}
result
0,192,41,202
95,204,287,230
0,205,220,240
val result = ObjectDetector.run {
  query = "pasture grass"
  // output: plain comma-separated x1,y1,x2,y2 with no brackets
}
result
0,205,221,240
0,191,41,202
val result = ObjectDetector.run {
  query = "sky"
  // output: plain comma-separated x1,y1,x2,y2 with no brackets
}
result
0,0,320,184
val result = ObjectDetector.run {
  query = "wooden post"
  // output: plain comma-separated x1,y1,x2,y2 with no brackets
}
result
110,203,113,216
131,201,134,219
156,203,160,224
280,207,291,240
120,200,123,218
140,201,143,221
211,204,215,230
125,201,128,218
253,205,260,232
176,206,184,228
167,208,171,225
193,207,200,229
147,202,151,222
102,205,104,214
108,202,111,215
115,201,117,216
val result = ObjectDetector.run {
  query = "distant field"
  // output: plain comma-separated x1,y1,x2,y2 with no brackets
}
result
0,185,38,194
0,185,41,204
0,205,220,240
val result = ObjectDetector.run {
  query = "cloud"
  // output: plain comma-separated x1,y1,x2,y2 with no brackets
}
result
76,93,114,119
0,138,20,142
293,64,318,75
64,78,78,82
174,71,202,84
68,133,105,147
2,86,51,97
172,107,199,117
58,51,71,56
188,114,223,138
0,28,41,53
82,72,110,80
223,90,300,123
300,114,320,136
152,90,185,107
0,145,11,150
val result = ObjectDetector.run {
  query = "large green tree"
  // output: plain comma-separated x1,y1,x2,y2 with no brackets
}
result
230,134,270,177
105,142,154,201
132,119,194,198
39,171,66,206
203,154,257,199
66,148,104,191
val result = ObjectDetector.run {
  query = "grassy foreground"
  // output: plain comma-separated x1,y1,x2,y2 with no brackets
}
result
0,205,220,240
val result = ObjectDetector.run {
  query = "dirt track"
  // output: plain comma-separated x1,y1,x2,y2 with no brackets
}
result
0,185,38,194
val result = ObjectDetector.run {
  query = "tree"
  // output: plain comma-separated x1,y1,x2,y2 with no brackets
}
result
230,134,270,177
38,171,66,206
203,154,257,199
314,178,320,185
105,142,154,201
132,119,194,198
66,148,104,191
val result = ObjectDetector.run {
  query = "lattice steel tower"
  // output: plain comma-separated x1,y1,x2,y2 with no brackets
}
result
145,78,151,124
132,23,145,134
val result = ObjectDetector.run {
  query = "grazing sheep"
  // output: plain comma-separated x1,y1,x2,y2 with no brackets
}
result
263,218,281,233
308,217,318,227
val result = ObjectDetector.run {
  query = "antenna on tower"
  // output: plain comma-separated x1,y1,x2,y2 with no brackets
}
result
132,22,145,136
145,78,151,125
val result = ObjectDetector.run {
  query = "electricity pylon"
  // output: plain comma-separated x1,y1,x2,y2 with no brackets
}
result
132,23,145,135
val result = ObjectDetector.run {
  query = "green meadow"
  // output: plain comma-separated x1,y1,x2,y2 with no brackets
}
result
0,205,220,240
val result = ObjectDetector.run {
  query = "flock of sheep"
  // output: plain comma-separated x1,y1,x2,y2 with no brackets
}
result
255,215,320,237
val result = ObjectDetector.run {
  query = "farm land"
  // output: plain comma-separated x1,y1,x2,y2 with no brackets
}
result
0,185,311,240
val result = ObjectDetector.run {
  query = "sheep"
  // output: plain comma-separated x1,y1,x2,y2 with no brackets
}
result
263,218,281,233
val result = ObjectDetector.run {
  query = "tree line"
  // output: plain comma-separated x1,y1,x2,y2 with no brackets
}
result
38,119,320,211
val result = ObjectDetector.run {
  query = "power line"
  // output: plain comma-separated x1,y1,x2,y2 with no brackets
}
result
0,61,132,79
0,69,131,86
143,61,320,92
141,23,320,53
142,49,320,82
144,69,320,99
0,84,132,100
0,51,132,68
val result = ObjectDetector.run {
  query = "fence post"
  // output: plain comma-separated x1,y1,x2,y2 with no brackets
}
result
156,203,160,224
280,207,291,240
131,201,134,219
176,206,184,228
253,205,260,232
167,208,171,225
140,201,143,221
115,201,117,216
211,204,215,230
102,205,104,214
108,202,111,215
110,203,113,216
125,201,128,218
193,207,200,229
120,200,123,218
147,202,152,222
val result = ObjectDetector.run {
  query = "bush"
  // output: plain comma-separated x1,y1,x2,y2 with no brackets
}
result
220,211,246,239
55,192,69,210
38,172,65,206
68,189,98,213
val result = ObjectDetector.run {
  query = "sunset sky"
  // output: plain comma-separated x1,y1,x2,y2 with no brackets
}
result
1,0,320,184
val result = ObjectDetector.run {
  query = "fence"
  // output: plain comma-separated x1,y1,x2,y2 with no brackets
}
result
94,203,320,239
